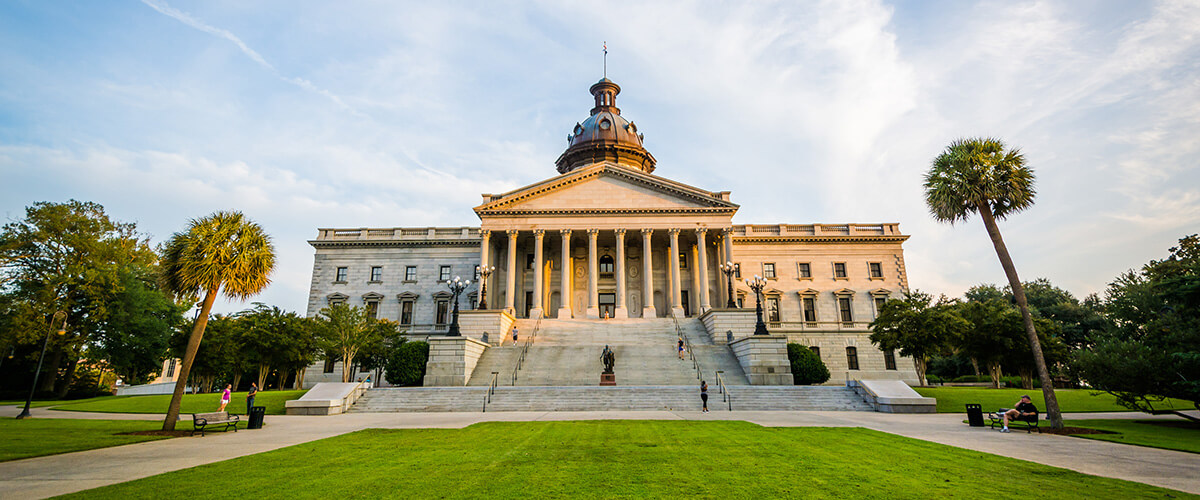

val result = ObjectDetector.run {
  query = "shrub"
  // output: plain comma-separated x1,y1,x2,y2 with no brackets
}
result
925,374,943,384
384,340,429,386
787,343,830,385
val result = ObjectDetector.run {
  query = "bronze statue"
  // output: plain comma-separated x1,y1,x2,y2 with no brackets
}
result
601,345,615,374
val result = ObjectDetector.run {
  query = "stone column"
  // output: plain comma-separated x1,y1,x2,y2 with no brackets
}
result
723,227,735,269
668,228,684,318
530,229,545,319
696,229,711,312
714,232,726,308
479,230,491,309
505,229,518,314
586,228,600,318
641,229,656,318
613,228,628,318
557,229,573,319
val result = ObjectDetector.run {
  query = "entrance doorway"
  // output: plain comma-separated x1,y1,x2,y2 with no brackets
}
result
598,293,615,319
524,291,533,318
681,291,690,316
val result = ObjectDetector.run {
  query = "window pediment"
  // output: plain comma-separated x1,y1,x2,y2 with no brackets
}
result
832,288,856,297
396,291,419,301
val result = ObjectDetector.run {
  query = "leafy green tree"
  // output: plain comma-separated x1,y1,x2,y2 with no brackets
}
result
159,211,275,431
314,304,401,383
786,343,830,385
955,299,1022,388
1021,279,1108,351
92,268,186,385
1072,235,1200,414
923,137,1064,428
869,290,968,386
384,340,428,387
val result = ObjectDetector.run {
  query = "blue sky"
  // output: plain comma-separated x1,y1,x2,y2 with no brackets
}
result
2,0,1197,314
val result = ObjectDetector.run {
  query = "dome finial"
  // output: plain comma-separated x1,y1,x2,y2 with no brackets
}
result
603,41,608,79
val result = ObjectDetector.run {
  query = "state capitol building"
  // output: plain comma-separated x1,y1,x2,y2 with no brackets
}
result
303,77,918,387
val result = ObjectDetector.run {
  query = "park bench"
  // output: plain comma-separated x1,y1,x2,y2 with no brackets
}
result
988,409,1040,433
192,411,239,436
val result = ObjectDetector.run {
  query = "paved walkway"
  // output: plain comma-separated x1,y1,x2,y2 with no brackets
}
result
1,405,1197,499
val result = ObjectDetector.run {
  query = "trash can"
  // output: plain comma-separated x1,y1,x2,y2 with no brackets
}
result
966,403,984,427
248,406,267,429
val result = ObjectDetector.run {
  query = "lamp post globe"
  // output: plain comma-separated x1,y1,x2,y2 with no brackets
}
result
446,276,469,336
745,276,769,335
477,266,495,310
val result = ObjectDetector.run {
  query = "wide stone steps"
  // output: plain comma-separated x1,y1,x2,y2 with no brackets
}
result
350,385,874,412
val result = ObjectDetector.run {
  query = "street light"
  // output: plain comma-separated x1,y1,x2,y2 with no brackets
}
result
17,311,67,419
745,276,769,336
445,276,470,337
477,265,495,310
719,261,738,308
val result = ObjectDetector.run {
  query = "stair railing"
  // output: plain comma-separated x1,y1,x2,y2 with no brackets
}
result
483,371,499,412
510,317,541,385
715,370,732,411
671,315,704,382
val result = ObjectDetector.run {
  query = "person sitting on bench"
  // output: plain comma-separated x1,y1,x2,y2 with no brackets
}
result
1000,395,1039,433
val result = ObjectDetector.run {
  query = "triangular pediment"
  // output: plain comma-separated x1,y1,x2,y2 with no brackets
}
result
475,163,737,215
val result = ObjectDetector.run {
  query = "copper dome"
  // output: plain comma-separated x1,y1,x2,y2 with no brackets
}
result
555,79,657,174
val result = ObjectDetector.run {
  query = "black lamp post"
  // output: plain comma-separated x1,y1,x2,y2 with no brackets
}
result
446,276,470,337
17,311,66,419
746,276,769,335
477,266,495,310
719,261,738,308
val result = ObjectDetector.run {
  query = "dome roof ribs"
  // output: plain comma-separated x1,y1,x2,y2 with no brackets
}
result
556,78,657,175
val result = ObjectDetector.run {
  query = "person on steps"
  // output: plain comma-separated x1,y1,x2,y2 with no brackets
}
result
701,381,709,413
678,337,686,360
512,325,519,344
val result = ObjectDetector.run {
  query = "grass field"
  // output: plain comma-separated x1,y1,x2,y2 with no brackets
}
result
0,419,173,462
47,390,306,415
1066,419,1200,454
915,387,1196,414
64,421,1190,499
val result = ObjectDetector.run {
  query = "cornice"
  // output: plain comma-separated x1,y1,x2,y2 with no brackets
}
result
478,207,737,217
309,239,481,249
732,235,910,244
475,163,737,213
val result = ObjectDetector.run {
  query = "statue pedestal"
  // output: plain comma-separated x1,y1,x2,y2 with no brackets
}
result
600,373,616,386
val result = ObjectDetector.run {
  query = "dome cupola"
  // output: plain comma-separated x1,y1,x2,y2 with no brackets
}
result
555,79,657,174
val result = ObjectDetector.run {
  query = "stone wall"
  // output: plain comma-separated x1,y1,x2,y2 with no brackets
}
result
782,332,919,385
457,310,515,346
700,308,756,343
424,337,489,386
728,335,792,385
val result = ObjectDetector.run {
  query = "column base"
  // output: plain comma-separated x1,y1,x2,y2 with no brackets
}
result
671,307,686,318
643,306,657,318
529,308,544,320
556,307,573,319
585,307,600,319
613,306,628,319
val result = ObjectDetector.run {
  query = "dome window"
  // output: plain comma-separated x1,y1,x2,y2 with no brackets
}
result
574,123,584,135
600,119,611,130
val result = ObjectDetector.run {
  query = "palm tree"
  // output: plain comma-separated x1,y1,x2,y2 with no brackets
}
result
924,137,1063,429
159,211,275,431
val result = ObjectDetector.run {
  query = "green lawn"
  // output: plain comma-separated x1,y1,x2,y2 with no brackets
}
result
1065,419,1200,454
915,387,1196,414
0,419,173,462
48,390,306,416
64,421,1191,499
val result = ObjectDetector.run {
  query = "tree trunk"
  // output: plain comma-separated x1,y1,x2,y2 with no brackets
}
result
54,356,80,399
257,363,270,389
970,357,980,376
38,348,63,393
913,357,927,387
231,371,242,392
987,361,1002,389
977,203,1063,428
295,367,306,390
341,347,357,383
162,290,217,431
277,370,286,391
1019,369,1034,390
202,375,215,394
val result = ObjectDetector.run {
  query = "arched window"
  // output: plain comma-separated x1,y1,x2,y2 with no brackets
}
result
846,347,860,370
599,255,615,274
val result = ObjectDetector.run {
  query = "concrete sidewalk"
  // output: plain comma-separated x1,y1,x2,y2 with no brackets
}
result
0,407,1197,499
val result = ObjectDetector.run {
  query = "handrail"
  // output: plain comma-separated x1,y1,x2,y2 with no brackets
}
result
482,371,499,412
671,315,703,382
510,317,541,385
715,370,732,411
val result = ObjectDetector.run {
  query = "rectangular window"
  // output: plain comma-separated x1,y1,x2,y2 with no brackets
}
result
736,296,744,308
405,266,417,282
763,262,776,279
525,254,535,270
679,252,688,269
400,301,414,326
474,265,481,280
846,346,860,370
869,262,883,279
885,349,897,370
335,266,348,282
874,296,887,318
435,299,450,325
803,297,817,325
470,297,478,310
323,358,335,374
365,301,379,319
833,262,847,279
370,266,383,282
809,346,820,358
439,265,451,282
766,297,780,322
798,263,811,278
165,359,176,378
839,297,853,324
734,263,741,278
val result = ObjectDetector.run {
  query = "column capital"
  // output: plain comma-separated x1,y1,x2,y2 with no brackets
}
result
533,229,545,237
587,228,599,236
641,228,654,237
722,227,734,236
480,229,491,238
695,228,708,237
613,228,627,236
506,229,519,236
559,228,572,236
668,228,681,236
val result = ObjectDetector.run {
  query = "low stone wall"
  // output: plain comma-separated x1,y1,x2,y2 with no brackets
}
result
457,310,515,346
285,381,369,415
699,309,756,344
424,337,490,386
848,379,936,413
728,335,792,385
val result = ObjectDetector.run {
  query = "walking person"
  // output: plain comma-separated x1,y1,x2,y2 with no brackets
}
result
246,382,258,415
678,337,685,360
700,381,709,413
218,384,232,412
512,325,519,344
